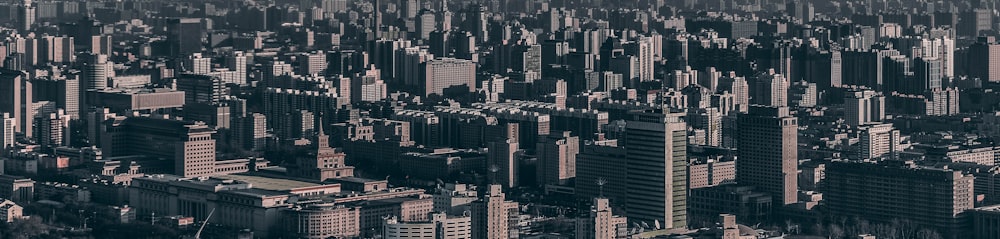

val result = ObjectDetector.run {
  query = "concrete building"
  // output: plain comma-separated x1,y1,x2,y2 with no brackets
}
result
359,196,434,236
857,123,900,160
0,68,32,139
845,89,885,128
575,137,626,204
0,175,34,204
688,184,772,228
968,38,1000,83
824,160,974,238
0,199,23,223
383,212,472,239
176,74,225,105
471,185,519,239
972,205,1000,239
167,18,203,56
100,116,217,178
624,110,687,229
535,131,578,187
487,139,519,188
575,197,627,239
2,113,15,150
89,88,186,112
736,106,797,205
421,58,476,97
750,70,788,107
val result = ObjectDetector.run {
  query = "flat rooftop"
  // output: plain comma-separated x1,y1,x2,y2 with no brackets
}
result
215,174,322,191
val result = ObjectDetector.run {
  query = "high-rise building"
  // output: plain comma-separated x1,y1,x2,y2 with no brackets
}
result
33,110,69,151
1,113,14,149
968,38,1000,82
421,57,476,96
17,4,35,33
225,51,248,85
487,138,519,188
844,89,885,128
824,160,974,238
79,53,113,111
857,123,900,160
750,70,788,107
913,57,943,93
100,116,216,177
471,185,519,239
0,68,32,139
186,53,211,74
300,52,327,75
736,106,797,205
176,74,225,105
39,35,73,64
416,9,437,40
624,37,654,82
575,197,627,239
351,66,387,103
624,110,687,229
167,18,203,56
535,131,578,187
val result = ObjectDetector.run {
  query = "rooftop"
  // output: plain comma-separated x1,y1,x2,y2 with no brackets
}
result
214,174,322,191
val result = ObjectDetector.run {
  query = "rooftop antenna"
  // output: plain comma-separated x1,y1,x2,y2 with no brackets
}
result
488,164,500,185
596,177,607,197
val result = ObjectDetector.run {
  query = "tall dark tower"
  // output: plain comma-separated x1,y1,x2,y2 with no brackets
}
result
373,0,381,38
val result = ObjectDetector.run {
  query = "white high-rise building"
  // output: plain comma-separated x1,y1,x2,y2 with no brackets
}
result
471,185,519,239
1,113,14,149
625,37,655,82
751,70,789,107
576,197,627,239
226,51,247,85
187,53,211,74
844,89,885,128
858,123,900,160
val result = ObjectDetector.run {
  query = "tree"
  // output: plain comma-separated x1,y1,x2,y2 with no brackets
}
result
4,217,47,239
916,228,943,239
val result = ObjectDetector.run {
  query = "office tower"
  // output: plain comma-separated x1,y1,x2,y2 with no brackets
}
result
926,87,960,116
300,52,326,75
225,51,247,85
576,198,627,239
1,113,14,149
321,0,348,15
624,110,687,229
750,70,788,107
167,18,203,56
421,57,475,96
79,53,112,111
736,106,797,205
844,89,885,128
786,2,814,23
857,123,900,160
536,131,578,187
101,117,216,177
914,57,943,93
968,39,1000,82
0,69,32,139
176,74,224,105
487,138,519,188
471,185,519,239
416,9,436,40
624,37,654,82
824,160,973,238
34,110,68,151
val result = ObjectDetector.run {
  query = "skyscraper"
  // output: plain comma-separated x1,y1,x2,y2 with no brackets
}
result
1,113,14,149
624,110,687,229
471,185,519,239
968,38,1000,82
79,53,112,111
487,138,519,188
750,70,788,107
0,69,32,139
736,106,797,206
624,37,654,82
225,51,248,85
167,18,203,56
